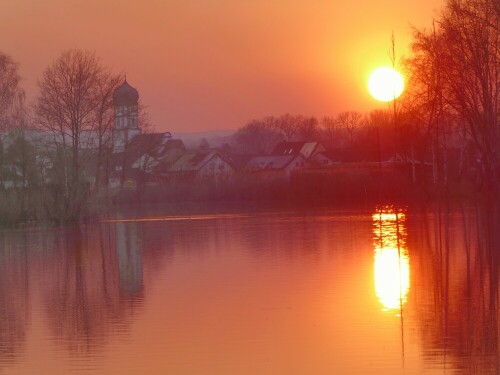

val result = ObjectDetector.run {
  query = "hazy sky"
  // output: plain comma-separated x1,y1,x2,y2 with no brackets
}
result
1,0,443,132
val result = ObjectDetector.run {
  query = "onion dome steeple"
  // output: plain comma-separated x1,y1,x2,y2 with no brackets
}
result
113,78,139,106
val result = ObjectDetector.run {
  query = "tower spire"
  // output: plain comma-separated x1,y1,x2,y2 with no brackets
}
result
112,78,141,153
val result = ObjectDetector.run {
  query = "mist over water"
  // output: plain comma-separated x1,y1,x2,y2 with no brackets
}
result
0,205,497,374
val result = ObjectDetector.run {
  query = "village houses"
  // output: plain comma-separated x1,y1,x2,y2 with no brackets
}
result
0,78,434,194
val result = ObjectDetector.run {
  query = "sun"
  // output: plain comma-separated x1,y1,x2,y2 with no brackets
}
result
368,67,404,102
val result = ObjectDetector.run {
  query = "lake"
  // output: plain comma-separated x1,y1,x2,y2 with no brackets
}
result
0,204,498,374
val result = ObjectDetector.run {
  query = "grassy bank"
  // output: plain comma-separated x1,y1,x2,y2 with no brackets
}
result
0,169,495,227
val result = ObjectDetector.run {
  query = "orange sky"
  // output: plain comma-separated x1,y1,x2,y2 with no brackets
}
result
1,0,442,132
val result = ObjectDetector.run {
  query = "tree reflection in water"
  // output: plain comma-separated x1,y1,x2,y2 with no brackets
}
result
0,220,149,369
44,222,144,355
0,205,498,373
411,200,500,373
0,230,30,365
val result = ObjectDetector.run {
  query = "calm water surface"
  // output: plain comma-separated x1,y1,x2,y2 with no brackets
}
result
0,206,498,374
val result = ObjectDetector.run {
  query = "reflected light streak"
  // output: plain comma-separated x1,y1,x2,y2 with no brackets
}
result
102,213,254,223
373,208,410,311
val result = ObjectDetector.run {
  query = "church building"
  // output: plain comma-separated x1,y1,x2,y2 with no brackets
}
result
112,79,142,153
109,79,186,188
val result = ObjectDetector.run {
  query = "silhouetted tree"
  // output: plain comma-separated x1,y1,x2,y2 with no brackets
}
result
294,115,319,141
335,111,364,145
0,52,24,131
319,116,340,148
233,119,283,154
91,71,122,191
234,114,320,154
35,50,119,222
408,0,500,189
199,137,210,151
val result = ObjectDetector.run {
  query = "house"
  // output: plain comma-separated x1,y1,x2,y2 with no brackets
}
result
245,154,306,178
130,137,186,173
159,150,234,182
271,141,336,167
109,134,186,188
308,151,338,168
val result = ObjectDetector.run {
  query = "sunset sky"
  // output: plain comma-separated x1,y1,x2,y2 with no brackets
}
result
1,0,442,132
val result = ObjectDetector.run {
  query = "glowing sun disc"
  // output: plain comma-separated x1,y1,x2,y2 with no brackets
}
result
368,67,404,102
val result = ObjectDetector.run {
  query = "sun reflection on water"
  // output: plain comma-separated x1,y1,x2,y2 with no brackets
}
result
373,208,410,311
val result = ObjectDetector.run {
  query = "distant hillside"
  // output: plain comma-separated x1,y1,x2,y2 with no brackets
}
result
171,129,235,149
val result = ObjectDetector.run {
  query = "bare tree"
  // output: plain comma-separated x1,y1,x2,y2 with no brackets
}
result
199,137,210,151
272,114,319,141
0,52,23,131
273,114,296,141
445,0,500,186
233,119,284,154
336,111,364,145
0,51,30,222
405,26,455,184
35,50,118,221
92,72,122,191
294,115,319,141
320,116,340,148
408,0,500,188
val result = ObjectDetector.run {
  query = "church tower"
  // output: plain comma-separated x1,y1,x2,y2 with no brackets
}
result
112,79,141,153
